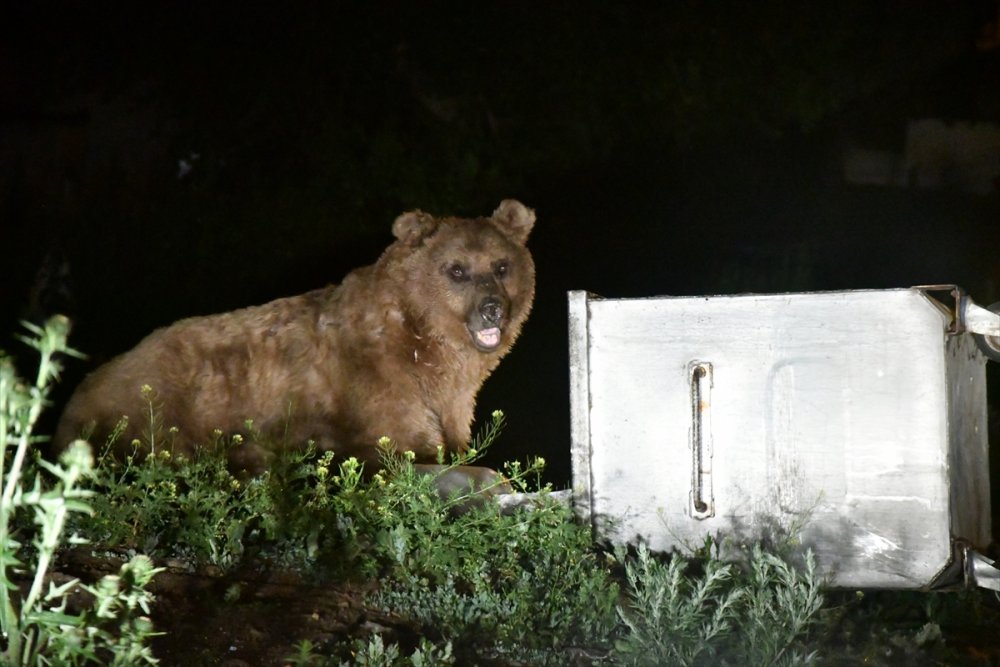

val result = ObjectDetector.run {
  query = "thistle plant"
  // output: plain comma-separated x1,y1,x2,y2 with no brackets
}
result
0,317,161,665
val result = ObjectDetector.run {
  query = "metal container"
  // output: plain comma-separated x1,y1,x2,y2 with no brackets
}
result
569,286,999,589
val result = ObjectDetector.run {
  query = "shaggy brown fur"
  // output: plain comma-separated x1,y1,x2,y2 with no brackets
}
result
54,200,536,476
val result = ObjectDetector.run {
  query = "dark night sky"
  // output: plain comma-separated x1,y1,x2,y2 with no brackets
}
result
2,2,999,484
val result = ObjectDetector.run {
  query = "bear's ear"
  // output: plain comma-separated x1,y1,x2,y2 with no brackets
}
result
392,210,439,246
492,199,535,245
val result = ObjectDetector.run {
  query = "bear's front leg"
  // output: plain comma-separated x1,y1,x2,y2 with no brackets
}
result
412,463,512,514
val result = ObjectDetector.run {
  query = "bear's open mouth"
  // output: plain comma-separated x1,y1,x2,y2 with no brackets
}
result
471,326,502,351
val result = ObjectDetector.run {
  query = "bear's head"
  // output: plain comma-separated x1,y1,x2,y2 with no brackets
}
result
389,200,536,356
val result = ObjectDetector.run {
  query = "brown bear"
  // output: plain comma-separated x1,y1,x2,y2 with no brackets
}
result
54,200,536,486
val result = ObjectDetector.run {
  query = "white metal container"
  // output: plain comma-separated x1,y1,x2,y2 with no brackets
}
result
569,286,998,589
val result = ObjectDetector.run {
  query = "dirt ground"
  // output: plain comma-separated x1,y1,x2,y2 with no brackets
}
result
58,549,387,667
147,572,368,665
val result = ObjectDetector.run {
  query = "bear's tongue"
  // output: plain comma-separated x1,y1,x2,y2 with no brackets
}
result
475,327,501,349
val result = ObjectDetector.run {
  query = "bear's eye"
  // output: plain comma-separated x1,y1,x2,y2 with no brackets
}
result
447,263,468,281
493,260,509,278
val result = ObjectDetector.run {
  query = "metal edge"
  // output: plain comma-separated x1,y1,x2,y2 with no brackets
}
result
965,545,1000,591
567,291,596,533
911,283,1000,338
912,284,963,333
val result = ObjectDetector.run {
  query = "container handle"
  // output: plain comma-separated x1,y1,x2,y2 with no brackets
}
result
689,361,714,519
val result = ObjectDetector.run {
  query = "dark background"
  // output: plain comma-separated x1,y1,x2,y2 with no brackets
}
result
2,2,999,488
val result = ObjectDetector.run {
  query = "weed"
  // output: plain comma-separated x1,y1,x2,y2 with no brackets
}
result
70,405,552,580
0,317,161,665
73,429,274,570
351,421,620,664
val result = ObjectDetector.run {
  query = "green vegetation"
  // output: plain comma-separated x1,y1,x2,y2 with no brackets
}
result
1,318,160,666
9,320,1000,665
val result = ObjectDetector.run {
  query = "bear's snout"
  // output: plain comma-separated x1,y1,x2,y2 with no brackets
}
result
479,296,504,325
